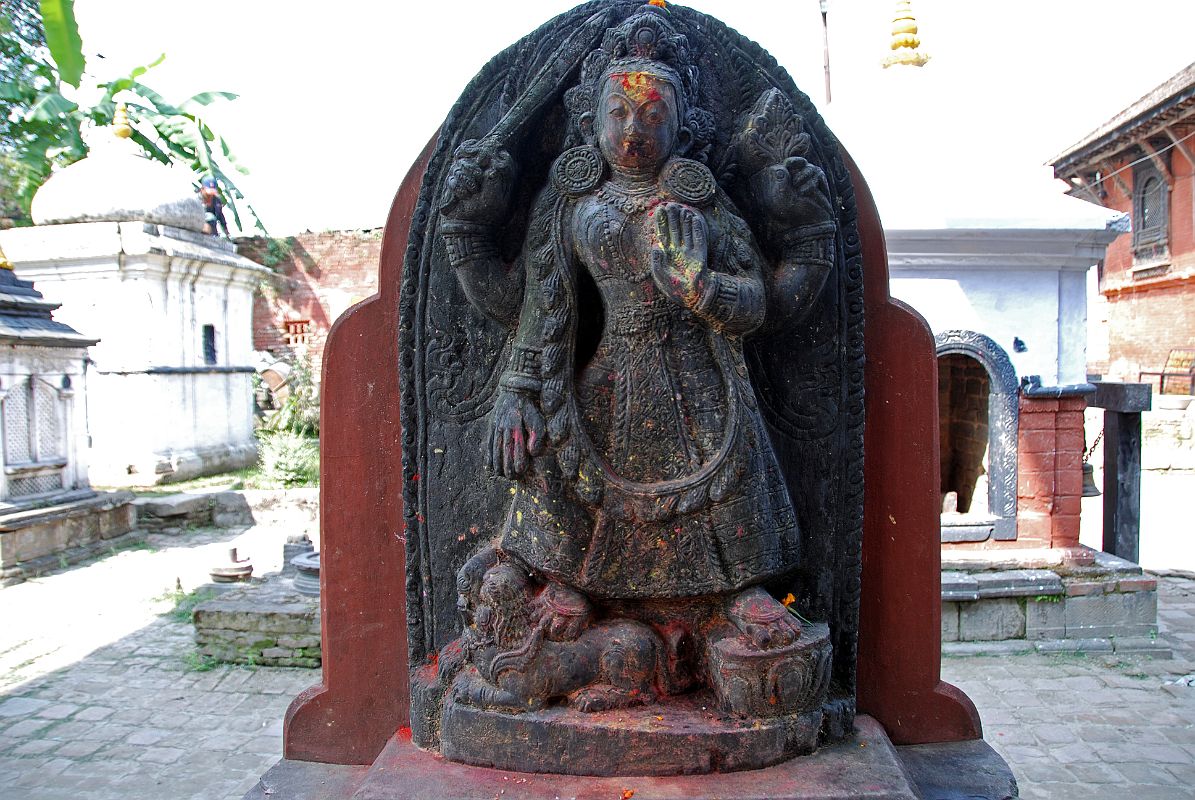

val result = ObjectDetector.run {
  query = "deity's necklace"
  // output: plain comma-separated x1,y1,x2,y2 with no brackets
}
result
596,181,658,215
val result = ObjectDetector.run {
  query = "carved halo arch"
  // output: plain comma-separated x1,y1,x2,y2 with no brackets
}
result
934,330,1018,542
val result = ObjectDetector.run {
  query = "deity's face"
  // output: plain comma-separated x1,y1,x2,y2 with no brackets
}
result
595,71,680,175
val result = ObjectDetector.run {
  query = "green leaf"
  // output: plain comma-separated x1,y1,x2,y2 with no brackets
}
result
39,0,85,88
131,53,167,78
126,82,182,116
127,129,171,166
25,90,78,121
100,54,166,95
182,91,238,109
0,81,36,102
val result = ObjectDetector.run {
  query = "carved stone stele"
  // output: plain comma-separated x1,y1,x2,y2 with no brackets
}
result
398,1,864,776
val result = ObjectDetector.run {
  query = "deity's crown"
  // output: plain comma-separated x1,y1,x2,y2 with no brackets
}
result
600,4,689,68
569,5,702,132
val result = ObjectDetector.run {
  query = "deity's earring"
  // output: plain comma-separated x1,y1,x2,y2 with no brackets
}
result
551,143,605,197
675,126,694,157
578,112,597,145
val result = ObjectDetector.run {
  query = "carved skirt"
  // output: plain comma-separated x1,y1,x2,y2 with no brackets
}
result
501,313,800,599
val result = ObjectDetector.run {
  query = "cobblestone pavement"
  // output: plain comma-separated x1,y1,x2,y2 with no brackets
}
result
0,522,317,800
943,575,1195,800
2,524,1195,798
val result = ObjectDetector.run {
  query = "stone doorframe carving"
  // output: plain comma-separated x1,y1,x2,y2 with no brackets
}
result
935,330,1018,542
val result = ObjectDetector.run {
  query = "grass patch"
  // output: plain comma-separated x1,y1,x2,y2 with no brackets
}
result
96,469,254,497
183,651,220,672
157,585,218,624
96,459,320,496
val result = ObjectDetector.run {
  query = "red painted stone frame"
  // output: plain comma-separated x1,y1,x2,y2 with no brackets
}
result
280,137,980,766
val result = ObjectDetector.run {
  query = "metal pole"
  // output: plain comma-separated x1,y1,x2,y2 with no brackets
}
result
820,0,831,104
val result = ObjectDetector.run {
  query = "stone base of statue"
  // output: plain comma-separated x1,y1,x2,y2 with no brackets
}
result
409,616,835,776
438,696,823,776
244,715,1018,800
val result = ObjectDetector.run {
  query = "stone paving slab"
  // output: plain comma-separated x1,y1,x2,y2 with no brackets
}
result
942,575,1195,800
0,520,317,799
1,515,1195,797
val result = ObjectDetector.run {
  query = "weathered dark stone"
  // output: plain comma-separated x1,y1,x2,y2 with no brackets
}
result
898,738,1018,800
278,2,985,773
399,1,862,773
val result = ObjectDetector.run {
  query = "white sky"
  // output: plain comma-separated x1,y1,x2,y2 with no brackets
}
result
70,0,1195,235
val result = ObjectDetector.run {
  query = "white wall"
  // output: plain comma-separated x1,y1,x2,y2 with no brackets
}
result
886,229,1116,386
0,221,270,484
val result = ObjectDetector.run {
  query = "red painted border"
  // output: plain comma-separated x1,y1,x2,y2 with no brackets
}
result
849,150,982,743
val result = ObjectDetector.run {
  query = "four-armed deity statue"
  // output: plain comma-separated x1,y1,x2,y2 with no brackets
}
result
399,0,865,775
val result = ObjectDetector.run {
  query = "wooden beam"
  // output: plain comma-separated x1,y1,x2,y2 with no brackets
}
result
1062,175,1106,206
1098,159,1131,201
1163,124,1195,170
1139,137,1173,184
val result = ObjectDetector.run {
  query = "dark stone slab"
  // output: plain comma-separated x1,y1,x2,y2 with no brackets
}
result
1091,381,1152,413
897,738,1018,800
941,572,980,602
972,570,1063,599
353,715,920,800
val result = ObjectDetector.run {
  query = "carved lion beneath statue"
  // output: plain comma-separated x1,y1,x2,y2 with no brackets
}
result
444,559,670,714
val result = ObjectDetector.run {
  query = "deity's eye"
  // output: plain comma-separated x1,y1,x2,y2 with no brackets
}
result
772,166,788,182
643,106,666,125
608,105,628,119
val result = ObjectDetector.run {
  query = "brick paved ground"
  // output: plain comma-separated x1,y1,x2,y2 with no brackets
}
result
2,519,1195,798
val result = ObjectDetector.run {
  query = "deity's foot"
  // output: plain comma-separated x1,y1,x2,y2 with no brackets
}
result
725,585,801,650
571,683,655,712
530,580,594,641
451,670,545,715
705,587,833,718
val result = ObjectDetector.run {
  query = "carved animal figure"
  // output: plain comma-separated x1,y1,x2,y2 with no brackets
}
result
450,563,667,714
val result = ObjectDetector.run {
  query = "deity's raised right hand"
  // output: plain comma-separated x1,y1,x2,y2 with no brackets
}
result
487,389,546,479
440,139,516,226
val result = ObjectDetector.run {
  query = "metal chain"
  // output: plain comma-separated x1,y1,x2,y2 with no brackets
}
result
1083,428,1104,464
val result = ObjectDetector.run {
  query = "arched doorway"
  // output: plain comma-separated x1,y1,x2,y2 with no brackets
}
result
935,331,1019,542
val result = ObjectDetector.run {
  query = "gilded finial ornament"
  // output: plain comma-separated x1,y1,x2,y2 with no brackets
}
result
648,0,667,8
882,0,930,69
0,242,12,271
113,102,133,139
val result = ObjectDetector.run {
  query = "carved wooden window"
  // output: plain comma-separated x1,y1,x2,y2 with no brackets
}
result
283,319,311,345
2,376,69,499
1132,158,1169,264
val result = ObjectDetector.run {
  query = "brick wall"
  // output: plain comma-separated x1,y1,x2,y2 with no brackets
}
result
938,354,990,514
237,230,383,377
1094,147,1195,384
1106,283,1195,387
1016,395,1086,551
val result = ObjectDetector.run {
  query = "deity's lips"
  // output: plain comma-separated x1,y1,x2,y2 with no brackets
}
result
622,137,655,158
610,71,664,103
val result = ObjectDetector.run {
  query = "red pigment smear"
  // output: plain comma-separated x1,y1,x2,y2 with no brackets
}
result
613,72,663,103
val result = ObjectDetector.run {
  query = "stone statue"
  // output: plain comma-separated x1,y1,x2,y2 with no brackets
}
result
400,1,864,776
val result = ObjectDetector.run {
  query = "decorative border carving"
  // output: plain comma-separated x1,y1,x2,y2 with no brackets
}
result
935,330,1018,541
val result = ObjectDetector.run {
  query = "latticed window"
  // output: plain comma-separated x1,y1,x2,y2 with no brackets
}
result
2,376,69,499
283,319,312,346
1132,158,1170,263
